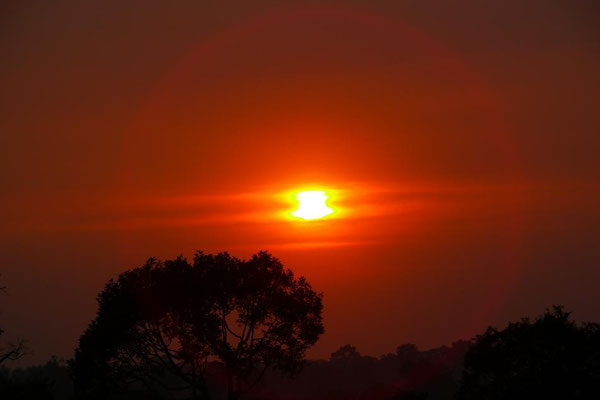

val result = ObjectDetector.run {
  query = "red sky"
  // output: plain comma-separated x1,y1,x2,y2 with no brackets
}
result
1,0,599,364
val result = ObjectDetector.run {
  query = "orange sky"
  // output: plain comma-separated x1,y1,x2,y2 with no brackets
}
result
1,0,599,364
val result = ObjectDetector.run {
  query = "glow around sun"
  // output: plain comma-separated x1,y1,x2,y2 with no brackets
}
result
292,190,334,220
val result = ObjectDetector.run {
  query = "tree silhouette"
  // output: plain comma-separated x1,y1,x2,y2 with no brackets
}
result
330,344,362,362
457,306,600,399
70,251,324,400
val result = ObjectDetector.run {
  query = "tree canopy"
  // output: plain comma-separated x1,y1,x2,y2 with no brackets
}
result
457,306,600,399
70,251,324,399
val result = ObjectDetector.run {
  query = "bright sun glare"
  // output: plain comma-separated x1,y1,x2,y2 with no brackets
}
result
292,190,334,220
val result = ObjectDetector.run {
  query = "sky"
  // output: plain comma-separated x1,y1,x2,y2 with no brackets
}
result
1,0,599,365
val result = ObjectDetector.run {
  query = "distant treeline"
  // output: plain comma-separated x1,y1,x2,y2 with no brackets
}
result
0,341,466,400
254,341,468,400
2,306,600,400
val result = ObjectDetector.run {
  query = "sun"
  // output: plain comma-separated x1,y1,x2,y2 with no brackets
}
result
292,190,334,220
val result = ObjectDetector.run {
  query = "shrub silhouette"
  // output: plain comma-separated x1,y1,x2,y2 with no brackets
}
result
457,306,600,399
70,251,324,400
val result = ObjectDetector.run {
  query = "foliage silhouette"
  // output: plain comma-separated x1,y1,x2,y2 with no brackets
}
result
457,306,600,399
330,344,362,362
70,251,324,400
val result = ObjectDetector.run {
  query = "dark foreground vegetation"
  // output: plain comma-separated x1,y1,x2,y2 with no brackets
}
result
2,252,600,399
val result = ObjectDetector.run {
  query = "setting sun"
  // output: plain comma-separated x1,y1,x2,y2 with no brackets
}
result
292,190,334,220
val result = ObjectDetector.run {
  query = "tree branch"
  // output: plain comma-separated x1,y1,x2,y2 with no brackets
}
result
0,339,27,365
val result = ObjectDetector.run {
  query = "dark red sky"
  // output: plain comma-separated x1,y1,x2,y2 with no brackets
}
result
1,0,599,364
